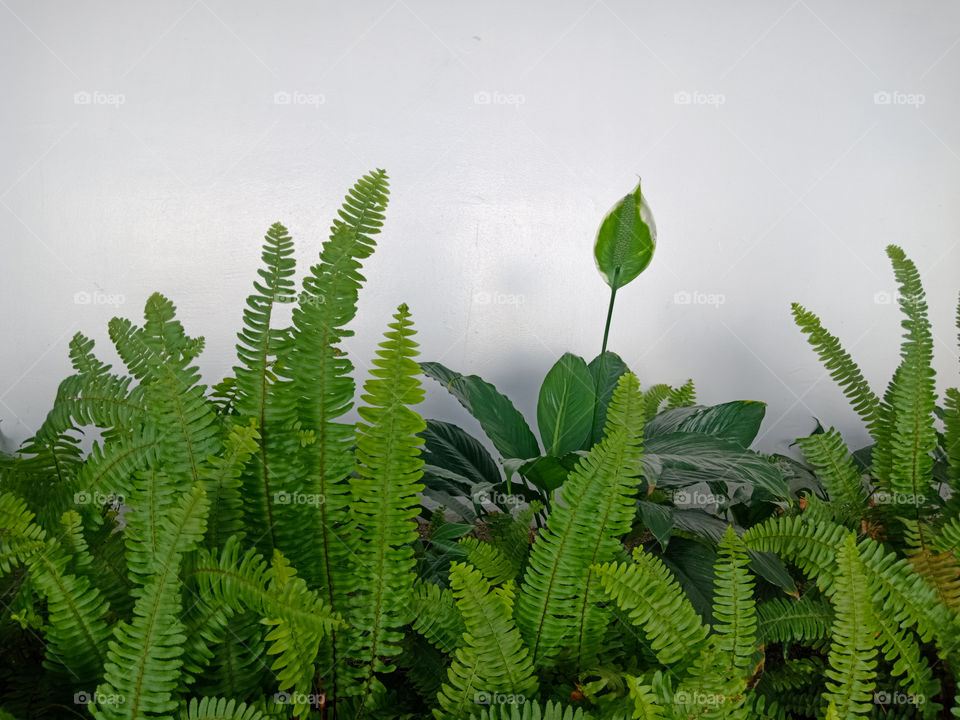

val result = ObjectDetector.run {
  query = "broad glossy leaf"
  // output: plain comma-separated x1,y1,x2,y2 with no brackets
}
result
643,432,789,500
637,500,674,549
420,420,502,487
537,353,596,457
502,453,584,494
669,510,796,594
644,401,766,450
586,351,630,447
421,361,540,460
594,180,656,289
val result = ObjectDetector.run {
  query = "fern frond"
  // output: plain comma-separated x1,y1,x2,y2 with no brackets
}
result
869,605,941,718
181,696,265,720
795,428,867,527
435,563,538,720
92,485,209,720
666,379,696,409
907,547,960,612
743,514,847,592
108,293,221,490
758,591,833,645
272,170,390,704
641,384,672,418
823,534,878,717
791,302,879,428
594,546,709,667
231,222,297,554
460,537,517,585
476,700,590,720
343,303,426,714
516,372,645,670
411,580,465,653
199,422,259,548
874,246,938,536
712,527,758,682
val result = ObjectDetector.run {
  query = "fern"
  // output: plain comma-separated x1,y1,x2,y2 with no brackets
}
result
712,527,758,683
342,303,427,715
791,302,880,428
795,428,867,527
435,563,538,720
92,485,209,720
516,372,645,670
594,546,709,666
823,534,878,717
758,591,833,645
410,580,466,653
181,696,265,720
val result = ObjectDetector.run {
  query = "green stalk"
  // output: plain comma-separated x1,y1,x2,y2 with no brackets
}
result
591,268,620,445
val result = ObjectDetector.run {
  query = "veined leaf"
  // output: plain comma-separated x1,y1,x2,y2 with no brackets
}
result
594,180,656,290
537,353,595,457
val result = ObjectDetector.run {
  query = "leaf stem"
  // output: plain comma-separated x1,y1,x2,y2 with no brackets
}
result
592,268,620,445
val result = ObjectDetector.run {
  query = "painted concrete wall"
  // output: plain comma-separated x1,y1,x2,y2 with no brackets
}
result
2,0,958,457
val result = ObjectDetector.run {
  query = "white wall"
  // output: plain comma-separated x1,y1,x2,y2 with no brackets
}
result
2,0,959,457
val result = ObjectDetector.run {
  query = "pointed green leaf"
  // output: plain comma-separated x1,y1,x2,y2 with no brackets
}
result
537,353,596,457
594,180,656,289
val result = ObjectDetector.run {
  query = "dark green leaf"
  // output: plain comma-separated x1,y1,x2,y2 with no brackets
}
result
421,362,540,460
586,351,630,447
537,353,596,456
594,180,656,290
637,500,674,549
420,420,502,487
644,401,767,450
644,432,789,500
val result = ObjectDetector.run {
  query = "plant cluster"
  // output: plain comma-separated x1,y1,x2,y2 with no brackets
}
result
0,172,958,720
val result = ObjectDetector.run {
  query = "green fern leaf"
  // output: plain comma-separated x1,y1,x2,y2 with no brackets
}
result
435,563,538,720
516,372,645,670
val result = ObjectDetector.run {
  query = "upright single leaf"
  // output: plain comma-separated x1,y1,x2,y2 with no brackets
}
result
594,180,656,290
537,353,596,457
